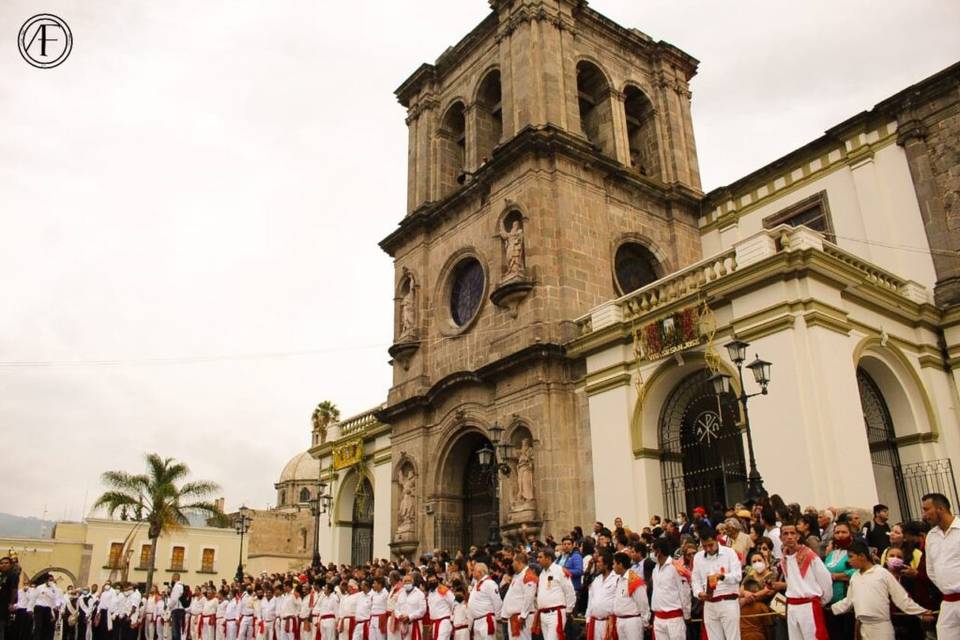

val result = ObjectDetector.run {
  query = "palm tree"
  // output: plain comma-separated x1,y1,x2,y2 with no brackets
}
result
94,453,224,592
311,401,340,443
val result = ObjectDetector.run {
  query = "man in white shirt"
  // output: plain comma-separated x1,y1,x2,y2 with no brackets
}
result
610,552,649,640
830,540,931,639
534,550,574,640
690,528,740,640
257,587,277,640
584,551,616,640
238,586,255,640
922,492,960,640
501,553,537,640
94,583,114,640
368,578,388,640
649,539,691,640
315,583,338,640
225,590,241,640
467,564,502,640
425,574,454,640
780,521,832,640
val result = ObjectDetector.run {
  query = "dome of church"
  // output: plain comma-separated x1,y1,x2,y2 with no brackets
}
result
278,450,321,485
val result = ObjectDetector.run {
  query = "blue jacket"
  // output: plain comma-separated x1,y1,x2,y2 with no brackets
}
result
556,549,584,590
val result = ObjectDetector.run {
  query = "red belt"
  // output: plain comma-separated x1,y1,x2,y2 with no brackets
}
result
343,617,357,640
786,598,828,640
431,617,449,639
356,620,370,640
508,614,523,639
410,620,422,640
653,610,682,619
453,626,468,631
320,615,335,620
704,594,738,603
374,614,388,634
943,593,960,602
585,617,609,640
469,613,494,640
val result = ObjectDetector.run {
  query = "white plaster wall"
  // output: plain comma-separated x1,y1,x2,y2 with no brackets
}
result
373,459,392,561
701,144,937,289
587,381,640,527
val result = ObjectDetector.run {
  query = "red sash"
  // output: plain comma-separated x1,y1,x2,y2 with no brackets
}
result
508,615,521,639
431,617,449,639
375,614,388,634
943,593,960,602
410,620,422,640
786,597,828,640
585,617,606,640
343,617,357,640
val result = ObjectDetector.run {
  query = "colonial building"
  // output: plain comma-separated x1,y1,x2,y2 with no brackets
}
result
304,1,959,563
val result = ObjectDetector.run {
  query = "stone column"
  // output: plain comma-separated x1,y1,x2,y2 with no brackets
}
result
898,119,960,307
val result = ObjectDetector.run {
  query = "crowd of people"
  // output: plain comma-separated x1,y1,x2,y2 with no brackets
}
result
1,492,957,640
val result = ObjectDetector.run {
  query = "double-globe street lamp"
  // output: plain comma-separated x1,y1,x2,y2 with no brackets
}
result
310,481,334,571
476,423,512,551
708,339,773,502
234,506,252,583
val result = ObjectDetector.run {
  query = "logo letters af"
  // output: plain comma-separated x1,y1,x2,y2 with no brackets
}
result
18,14,73,69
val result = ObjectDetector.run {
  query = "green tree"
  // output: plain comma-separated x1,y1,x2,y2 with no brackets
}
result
311,401,340,442
94,453,224,591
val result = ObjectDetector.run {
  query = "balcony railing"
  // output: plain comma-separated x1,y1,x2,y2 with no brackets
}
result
337,405,386,437
576,225,932,336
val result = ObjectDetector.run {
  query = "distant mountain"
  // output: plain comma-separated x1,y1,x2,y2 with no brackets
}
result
0,513,55,538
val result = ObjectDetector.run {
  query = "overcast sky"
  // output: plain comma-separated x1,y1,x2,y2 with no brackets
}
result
3,1,959,521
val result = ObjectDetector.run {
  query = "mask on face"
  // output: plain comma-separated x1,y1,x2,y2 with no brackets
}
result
886,557,904,571
751,561,767,573
403,584,413,593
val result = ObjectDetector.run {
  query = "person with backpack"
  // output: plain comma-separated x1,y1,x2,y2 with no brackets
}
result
169,574,188,640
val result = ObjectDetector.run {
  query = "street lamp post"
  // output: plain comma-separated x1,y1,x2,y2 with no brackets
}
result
708,339,773,502
310,481,333,572
477,423,512,551
234,506,252,583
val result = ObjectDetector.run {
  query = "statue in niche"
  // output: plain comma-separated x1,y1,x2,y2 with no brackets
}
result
514,438,536,506
397,467,417,532
398,283,416,340
501,218,525,280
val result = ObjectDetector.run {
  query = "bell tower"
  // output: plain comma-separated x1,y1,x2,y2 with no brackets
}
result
379,0,703,557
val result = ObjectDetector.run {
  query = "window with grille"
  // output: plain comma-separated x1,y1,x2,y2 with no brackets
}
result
201,548,215,573
763,191,835,242
108,542,124,569
170,546,185,571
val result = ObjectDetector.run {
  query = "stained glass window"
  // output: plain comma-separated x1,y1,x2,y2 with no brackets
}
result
450,258,485,326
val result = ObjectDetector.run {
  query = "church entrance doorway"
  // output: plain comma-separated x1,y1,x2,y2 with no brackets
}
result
435,430,497,552
462,440,496,549
350,477,374,566
660,369,747,517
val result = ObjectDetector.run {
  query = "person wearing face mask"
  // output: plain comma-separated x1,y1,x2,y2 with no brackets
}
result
32,577,62,640
425,573,454,640
392,576,424,640
450,590,468,640
78,585,98,640
823,522,856,638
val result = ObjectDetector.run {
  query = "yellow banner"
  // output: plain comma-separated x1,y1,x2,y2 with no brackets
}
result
332,438,364,470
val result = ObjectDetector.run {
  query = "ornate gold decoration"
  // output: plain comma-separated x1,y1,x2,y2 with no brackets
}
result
699,299,721,373
332,438,364,471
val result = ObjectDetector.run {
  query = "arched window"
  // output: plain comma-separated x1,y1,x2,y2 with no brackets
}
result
475,70,503,164
438,102,466,198
576,61,615,158
614,242,661,294
299,487,311,503
623,86,659,179
278,490,286,506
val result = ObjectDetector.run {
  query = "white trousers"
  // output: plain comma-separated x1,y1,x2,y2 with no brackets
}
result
785,600,823,640
537,611,562,640
703,599,740,640
651,616,686,640
217,620,227,640
319,620,336,640
226,621,238,640
351,621,370,640
614,617,643,640
260,621,277,640
857,620,894,640
939,600,960,640
586,618,607,640
452,629,469,640
301,619,316,640
238,618,253,640
280,619,299,640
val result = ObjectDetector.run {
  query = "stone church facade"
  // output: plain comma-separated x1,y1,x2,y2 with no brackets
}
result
377,0,705,556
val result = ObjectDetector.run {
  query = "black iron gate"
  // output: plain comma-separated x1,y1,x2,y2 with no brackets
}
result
350,477,374,566
660,370,747,518
902,459,960,519
463,446,496,549
857,367,911,521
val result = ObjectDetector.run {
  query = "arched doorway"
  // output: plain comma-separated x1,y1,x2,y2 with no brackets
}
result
351,477,374,565
659,370,746,516
857,367,910,521
463,442,496,549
